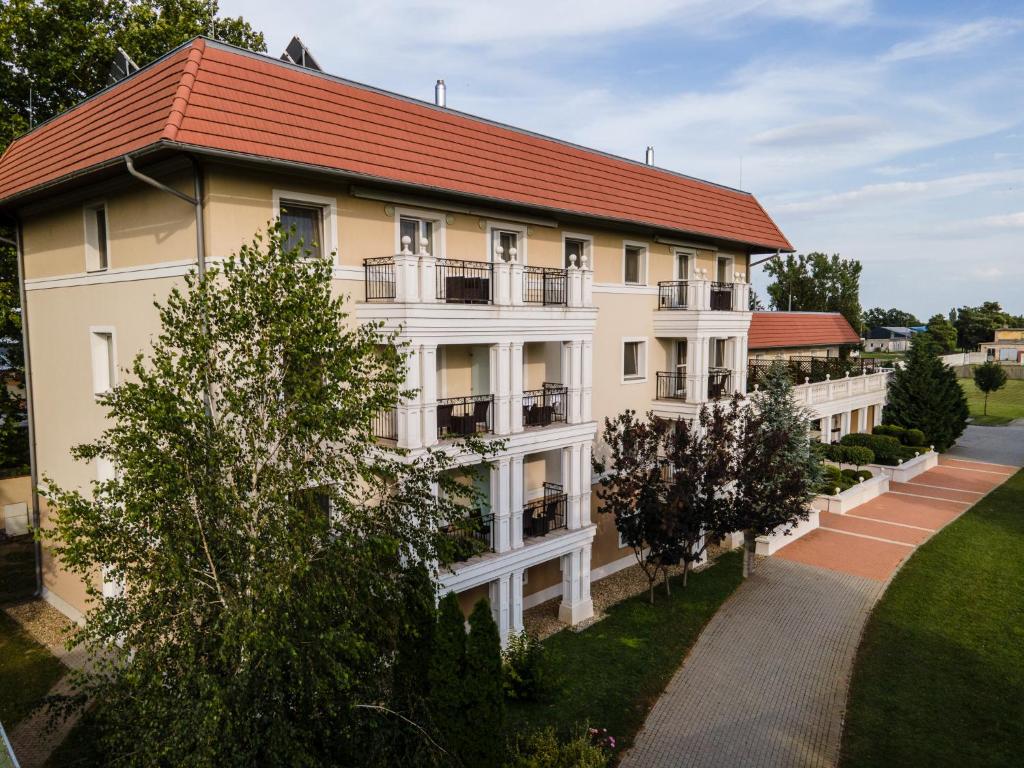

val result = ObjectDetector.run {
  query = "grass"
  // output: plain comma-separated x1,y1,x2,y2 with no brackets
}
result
959,378,1024,426
0,611,64,730
509,550,743,760
840,468,1024,768
0,538,37,605
867,351,906,361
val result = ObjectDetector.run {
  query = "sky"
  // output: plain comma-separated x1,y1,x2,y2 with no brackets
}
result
218,0,1024,320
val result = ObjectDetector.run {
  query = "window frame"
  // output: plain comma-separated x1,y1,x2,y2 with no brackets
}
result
272,190,338,263
621,336,648,384
716,254,735,283
394,206,446,258
83,201,110,273
622,241,648,286
89,325,117,397
562,231,593,269
673,247,695,281
486,221,528,264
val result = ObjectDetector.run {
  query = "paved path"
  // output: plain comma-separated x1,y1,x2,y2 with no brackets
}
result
622,456,1018,768
946,423,1024,467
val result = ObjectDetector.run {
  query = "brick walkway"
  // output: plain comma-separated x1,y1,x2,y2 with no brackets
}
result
622,456,1018,767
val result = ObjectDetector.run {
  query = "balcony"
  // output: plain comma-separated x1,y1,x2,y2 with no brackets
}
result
655,279,749,313
522,266,568,306
709,282,734,311
436,258,493,304
446,511,494,562
522,483,567,539
372,408,398,441
437,394,494,439
658,280,689,310
708,368,732,399
522,383,567,428
656,370,687,401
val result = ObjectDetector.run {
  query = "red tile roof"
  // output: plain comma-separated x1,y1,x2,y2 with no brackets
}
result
0,39,793,252
748,312,861,350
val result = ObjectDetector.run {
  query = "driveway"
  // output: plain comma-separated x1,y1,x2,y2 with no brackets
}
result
621,456,1018,768
946,423,1024,467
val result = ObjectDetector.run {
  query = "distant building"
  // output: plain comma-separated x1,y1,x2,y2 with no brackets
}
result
981,329,1024,363
864,326,914,352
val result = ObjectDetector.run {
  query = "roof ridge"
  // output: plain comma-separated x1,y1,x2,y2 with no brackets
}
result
163,39,206,142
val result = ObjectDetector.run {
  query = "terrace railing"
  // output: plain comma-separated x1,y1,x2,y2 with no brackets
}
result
522,266,568,306
746,356,889,392
437,394,494,439
363,257,396,302
372,408,397,441
522,482,567,539
656,370,687,400
437,258,493,304
657,280,689,310
445,512,494,562
522,383,567,427
709,282,734,311
708,368,732,399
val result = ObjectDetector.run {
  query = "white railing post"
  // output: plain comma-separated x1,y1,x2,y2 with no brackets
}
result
394,236,420,303
417,236,436,303
509,247,524,306
493,246,511,306
581,252,593,307
567,251,583,307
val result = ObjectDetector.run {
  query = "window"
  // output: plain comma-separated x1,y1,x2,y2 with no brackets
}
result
400,216,434,255
623,244,646,285
280,201,324,258
717,255,733,283
564,237,587,268
492,230,518,262
675,251,690,280
712,338,727,369
90,329,115,395
84,203,109,272
622,339,646,382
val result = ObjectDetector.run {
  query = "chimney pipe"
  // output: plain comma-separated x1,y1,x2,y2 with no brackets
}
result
645,146,654,165
435,79,446,107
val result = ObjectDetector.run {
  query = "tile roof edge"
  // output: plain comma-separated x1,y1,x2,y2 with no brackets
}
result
163,39,206,142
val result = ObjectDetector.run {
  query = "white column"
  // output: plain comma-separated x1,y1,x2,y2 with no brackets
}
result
582,263,594,307
733,334,748,394
491,342,512,435
688,336,709,402
492,457,512,553
511,569,524,636
820,412,833,444
489,574,512,644
558,546,594,625
511,342,524,434
398,344,422,449
564,340,584,424
493,259,512,306
577,442,593,527
420,343,438,447
857,407,868,433
510,261,525,306
840,410,851,439
873,404,883,427
563,443,583,530
510,454,524,549
394,251,420,303
581,340,593,422
567,263,583,307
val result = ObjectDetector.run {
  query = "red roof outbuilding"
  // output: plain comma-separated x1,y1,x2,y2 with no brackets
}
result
0,38,793,252
748,312,861,350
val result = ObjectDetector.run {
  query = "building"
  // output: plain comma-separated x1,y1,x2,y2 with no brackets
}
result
0,38,887,639
981,329,1024,363
864,326,914,352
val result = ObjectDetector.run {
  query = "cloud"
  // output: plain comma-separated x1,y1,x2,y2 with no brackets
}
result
750,116,884,147
881,18,1024,63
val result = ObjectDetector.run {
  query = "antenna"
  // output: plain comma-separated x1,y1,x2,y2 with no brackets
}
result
280,36,321,71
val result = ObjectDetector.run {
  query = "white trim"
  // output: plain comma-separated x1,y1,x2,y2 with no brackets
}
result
561,231,593,269
82,199,110,273
394,205,446,258
522,581,562,610
621,336,648,384
25,260,196,291
487,220,528,264
272,189,339,263
622,240,649,286
592,282,658,295
41,587,85,625
673,247,696,280
89,325,117,396
715,253,735,282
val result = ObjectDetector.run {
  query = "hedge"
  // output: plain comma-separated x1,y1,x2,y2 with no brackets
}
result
822,443,875,467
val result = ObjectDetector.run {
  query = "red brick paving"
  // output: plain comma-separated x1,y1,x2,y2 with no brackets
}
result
939,456,1017,475
773,528,913,581
851,494,966,530
910,466,1006,494
888,481,980,504
818,511,931,546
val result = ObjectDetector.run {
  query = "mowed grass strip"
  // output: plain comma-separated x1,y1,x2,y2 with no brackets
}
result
509,550,743,760
841,468,1024,768
0,611,65,729
959,377,1024,426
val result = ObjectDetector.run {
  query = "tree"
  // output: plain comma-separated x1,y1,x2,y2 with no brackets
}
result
883,334,968,451
926,313,958,354
463,599,506,768
729,363,822,578
42,225,487,766
951,301,1012,351
748,287,765,311
429,592,469,765
863,307,921,331
973,361,1007,416
660,401,739,587
765,252,862,330
593,410,672,604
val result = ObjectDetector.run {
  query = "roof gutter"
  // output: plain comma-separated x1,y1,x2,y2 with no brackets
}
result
0,220,43,598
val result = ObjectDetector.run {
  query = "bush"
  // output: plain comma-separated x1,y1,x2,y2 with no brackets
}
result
502,632,550,702
841,433,903,465
505,727,611,768
821,443,875,467
874,424,927,447
904,428,926,447
873,424,905,439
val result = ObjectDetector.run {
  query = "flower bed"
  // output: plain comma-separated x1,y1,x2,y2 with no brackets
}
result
869,449,938,483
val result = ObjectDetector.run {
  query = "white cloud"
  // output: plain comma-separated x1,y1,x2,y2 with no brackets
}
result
881,18,1024,63
750,116,884,147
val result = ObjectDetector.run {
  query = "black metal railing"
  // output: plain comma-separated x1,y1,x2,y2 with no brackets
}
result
657,280,689,310
446,511,494,562
372,409,397,441
363,257,396,302
709,282,734,311
708,368,732,399
523,266,567,306
437,394,494,439
656,371,687,400
437,258,492,304
522,383,567,427
746,356,888,392
522,482,567,539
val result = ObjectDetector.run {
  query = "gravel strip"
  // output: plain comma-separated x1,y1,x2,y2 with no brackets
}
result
4,599,76,655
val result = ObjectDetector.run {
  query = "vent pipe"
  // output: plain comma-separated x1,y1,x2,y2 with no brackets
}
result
435,79,446,107
645,146,654,165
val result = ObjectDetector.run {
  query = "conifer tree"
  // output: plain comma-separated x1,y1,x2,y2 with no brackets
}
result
429,592,468,762
463,599,506,768
883,335,968,450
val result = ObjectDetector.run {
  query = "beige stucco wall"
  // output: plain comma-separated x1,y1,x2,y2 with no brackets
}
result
0,473,31,531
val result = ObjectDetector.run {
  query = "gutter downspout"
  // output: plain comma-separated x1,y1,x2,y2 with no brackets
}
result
1,221,43,597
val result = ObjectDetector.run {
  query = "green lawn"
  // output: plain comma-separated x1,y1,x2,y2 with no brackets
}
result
510,550,743,761
959,377,1024,425
0,539,37,605
841,469,1024,768
0,611,64,730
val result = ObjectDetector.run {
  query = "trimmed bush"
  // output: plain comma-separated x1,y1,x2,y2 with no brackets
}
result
874,424,928,447
821,443,875,467
841,433,903,465
873,424,905,439
904,428,926,447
